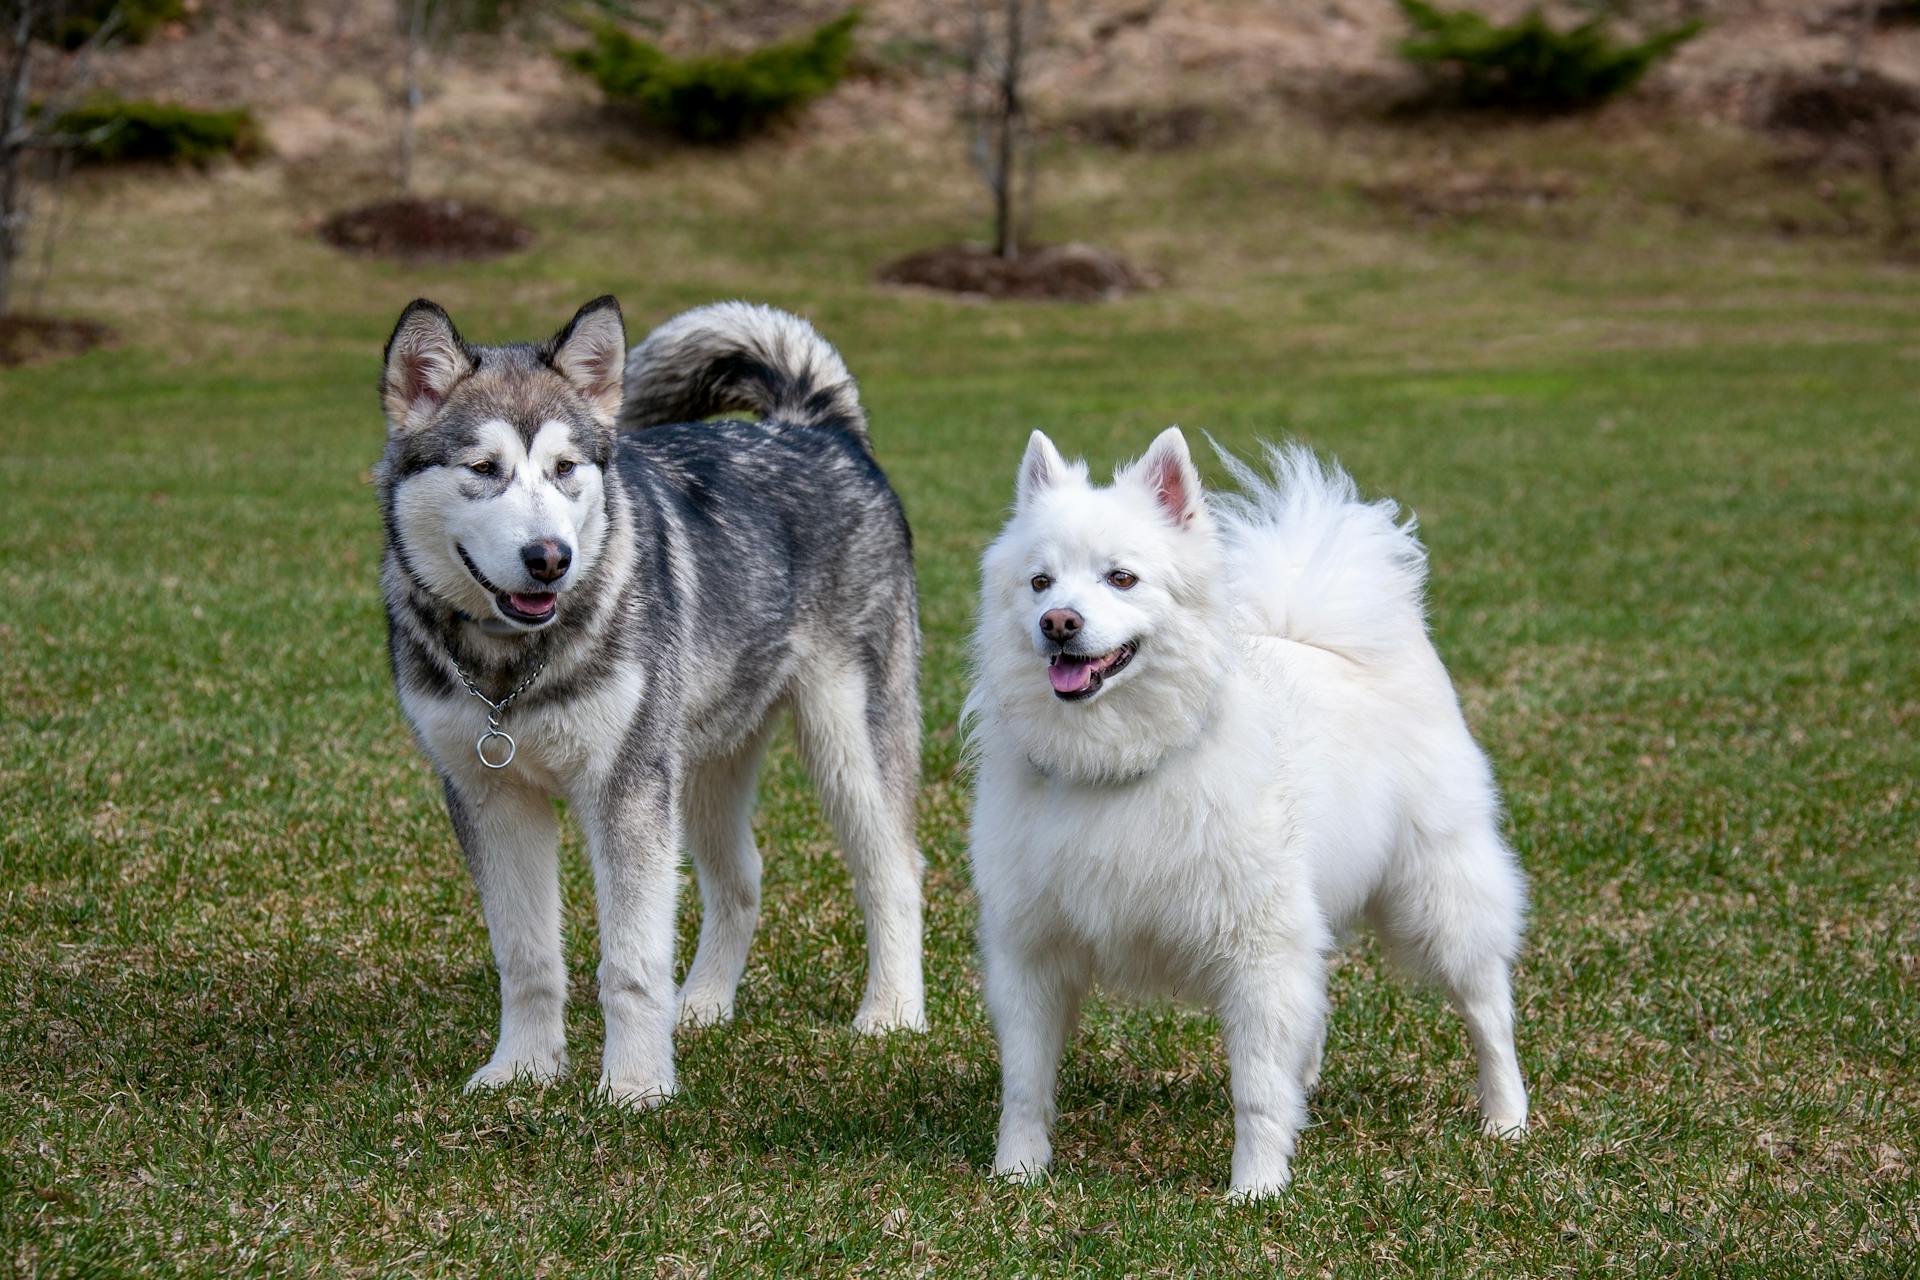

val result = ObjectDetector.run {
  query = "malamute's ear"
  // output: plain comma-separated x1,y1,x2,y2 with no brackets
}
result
1018,430,1071,507
1124,426,1203,529
382,299,473,435
543,296,626,427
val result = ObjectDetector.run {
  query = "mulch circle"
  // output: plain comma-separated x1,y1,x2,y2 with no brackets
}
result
0,313,112,367
876,242,1152,302
1362,167,1579,220
1057,101,1236,152
1764,67,1920,139
317,196,533,262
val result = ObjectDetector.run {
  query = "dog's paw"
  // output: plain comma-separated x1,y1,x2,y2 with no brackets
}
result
992,1133,1052,1185
1228,1153,1293,1202
1226,1175,1292,1203
463,1043,567,1093
596,1072,677,1110
852,993,928,1036
676,991,735,1030
1481,1113,1529,1140
992,1158,1051,1186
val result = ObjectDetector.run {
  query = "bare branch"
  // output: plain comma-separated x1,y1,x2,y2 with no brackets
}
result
28,120,119,149
34,7,124,122
2,0,124,315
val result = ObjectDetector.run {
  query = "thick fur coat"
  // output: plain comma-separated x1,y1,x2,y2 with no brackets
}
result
965,428,1529,1198
377,298,925,1107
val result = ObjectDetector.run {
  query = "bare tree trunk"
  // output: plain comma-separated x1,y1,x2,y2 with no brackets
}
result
1843,0,1875,86
1,0,39,317
328,0,353,46
28,141,72,311
399,0,427,195
1870,117,1913,248
1,1,119,318
992,0,1023,260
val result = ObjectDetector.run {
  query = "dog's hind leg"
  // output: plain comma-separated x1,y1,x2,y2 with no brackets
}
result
1369,822,1530,1137
447,777,569,1091
1299,1019,1327,1096
1448,954,1527,1137
793,660,927,1035
678,726,772,1029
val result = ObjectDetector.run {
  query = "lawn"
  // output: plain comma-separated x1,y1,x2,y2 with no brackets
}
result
2,115,1917,1276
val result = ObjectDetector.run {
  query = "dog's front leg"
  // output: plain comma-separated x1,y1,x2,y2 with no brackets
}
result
447,776,568,1091
580,765,682,1109
1217,944,1329,1200
984,937,1090,1183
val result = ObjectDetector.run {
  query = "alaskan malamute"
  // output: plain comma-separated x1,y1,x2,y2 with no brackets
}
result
965,428,1528,1197
377,297,926,1106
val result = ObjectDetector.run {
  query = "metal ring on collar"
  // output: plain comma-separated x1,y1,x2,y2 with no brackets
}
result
476,728,516,770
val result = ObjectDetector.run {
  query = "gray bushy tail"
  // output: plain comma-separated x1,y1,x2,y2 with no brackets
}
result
618,301,869,448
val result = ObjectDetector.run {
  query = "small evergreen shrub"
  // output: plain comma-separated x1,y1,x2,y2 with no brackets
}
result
54,99,265,166
43,0,186,50
564,10,859,144
1394,0,1701,113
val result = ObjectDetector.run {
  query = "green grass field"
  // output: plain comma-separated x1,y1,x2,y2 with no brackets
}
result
3,116,1917,1275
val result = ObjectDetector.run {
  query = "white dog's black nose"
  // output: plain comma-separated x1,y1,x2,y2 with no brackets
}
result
522,540,572,584
1040,608,1082,644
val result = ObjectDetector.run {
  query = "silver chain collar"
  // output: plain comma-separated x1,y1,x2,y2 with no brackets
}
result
451,657,547,770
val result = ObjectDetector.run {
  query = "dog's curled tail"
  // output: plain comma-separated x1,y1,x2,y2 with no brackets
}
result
618,301,870,448
1210,440,1430,662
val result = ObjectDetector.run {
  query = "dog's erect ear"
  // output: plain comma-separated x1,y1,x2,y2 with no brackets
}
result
543,296,626,427
1018,430,1071,507
1125,426,1204,529
382,300,473,435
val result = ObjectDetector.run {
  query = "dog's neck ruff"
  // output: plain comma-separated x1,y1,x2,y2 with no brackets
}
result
1019,683,1224,790
454,607,528,638
1023,751,1160,788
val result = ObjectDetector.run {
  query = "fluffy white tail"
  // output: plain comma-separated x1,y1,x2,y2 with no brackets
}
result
1210,440,1429,661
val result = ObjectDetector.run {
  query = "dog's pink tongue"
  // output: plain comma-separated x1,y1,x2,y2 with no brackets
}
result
1049,656,1095,694
509,592,556,616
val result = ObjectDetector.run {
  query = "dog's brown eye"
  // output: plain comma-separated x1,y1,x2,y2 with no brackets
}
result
1107,569,1137,590
1030,575,1051,593
556,459,576,477
469,460,496,477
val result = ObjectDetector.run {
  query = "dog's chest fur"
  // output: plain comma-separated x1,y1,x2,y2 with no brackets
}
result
405,664,647,796
973,707,1318,1001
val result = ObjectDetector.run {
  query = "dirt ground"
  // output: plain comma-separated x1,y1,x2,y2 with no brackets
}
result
53,0,1920,172
316,195,533,260
0,313,111,367
877,241,1152,301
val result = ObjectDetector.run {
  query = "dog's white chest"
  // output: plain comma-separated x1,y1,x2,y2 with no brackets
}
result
406,665,644,794
975,746,1307,1000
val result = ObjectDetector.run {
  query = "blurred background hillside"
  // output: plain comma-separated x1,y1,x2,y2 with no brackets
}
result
3,0,1918,344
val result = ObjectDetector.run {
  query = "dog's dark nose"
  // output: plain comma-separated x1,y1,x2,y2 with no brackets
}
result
1040,608,1083,644
521,540,572,583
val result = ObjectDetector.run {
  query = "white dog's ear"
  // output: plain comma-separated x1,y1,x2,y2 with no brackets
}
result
544,295,627,426
382,299,474,435
1126,426,1204,528
1018,430,1070,506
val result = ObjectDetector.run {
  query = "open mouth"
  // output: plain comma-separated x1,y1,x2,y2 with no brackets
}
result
457,545,558,626
1048,641,1137,701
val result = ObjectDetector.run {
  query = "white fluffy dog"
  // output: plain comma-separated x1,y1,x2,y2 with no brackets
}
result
964,427,1529,1199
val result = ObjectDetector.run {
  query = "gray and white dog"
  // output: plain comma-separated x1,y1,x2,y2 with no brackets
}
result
376,296,926,1106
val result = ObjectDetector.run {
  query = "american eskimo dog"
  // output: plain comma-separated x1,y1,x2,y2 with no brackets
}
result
965,428,1528,1197
377,297,926,1107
